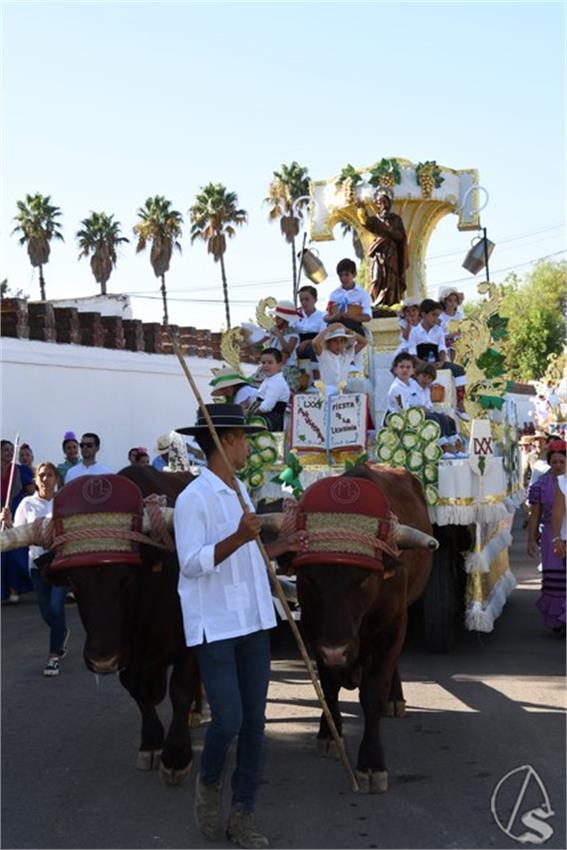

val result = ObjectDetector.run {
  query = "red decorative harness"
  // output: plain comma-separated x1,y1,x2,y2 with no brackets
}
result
290,477,400,574
48,476,174,571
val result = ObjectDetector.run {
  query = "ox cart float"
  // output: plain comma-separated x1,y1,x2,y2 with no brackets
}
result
248,391,522,653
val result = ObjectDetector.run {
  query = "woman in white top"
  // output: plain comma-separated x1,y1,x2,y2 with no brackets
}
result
2,462,69,676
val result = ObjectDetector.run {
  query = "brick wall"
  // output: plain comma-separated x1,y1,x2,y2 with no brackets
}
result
0,297,258,363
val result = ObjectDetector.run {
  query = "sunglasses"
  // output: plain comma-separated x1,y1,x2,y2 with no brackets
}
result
79,442,95,448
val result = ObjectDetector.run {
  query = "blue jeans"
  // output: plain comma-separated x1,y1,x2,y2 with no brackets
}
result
196,630,271,812
30,569,67,654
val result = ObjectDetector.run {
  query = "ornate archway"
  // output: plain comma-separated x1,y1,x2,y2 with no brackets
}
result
308,158,481,300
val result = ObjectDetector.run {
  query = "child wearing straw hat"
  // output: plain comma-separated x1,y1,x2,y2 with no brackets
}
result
438,286,465,357
209,365,258,412
259,300,299,366
395,296,421,355
312,323,367,395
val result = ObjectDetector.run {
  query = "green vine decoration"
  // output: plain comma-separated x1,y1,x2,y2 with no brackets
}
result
336,164,363,204
368,158,401,189
335,164,363,188
415,160,445,198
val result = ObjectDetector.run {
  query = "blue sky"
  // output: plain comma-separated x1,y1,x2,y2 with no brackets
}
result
2,0,565,330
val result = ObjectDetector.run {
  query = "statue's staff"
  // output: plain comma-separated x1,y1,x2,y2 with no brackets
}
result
1,434,20,531
168,330,360,793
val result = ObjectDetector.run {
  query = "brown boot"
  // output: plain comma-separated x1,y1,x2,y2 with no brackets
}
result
194,772,222,840
227,806,269,849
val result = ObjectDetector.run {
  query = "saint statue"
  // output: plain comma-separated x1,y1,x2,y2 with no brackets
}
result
356,191,409,307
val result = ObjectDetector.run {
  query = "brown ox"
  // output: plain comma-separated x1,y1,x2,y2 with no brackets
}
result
293,464,434,793
40,466,201,784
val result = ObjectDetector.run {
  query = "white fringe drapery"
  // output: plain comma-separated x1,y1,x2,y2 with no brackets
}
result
464,528,514,574
465,569,517,633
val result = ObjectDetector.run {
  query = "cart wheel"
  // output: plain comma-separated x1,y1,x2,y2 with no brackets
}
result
422,543,456,653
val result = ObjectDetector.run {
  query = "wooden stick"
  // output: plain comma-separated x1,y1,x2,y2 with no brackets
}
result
169,331,360,792
1,434,20,531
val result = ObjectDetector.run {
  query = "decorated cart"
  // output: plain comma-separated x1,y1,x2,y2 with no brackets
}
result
220,160,523,651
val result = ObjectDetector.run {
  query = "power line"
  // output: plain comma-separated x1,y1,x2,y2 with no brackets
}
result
123,222,566,295
427,222,564,261
428,249,567,289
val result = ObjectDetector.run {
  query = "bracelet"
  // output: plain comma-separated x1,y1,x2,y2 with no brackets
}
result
552,536,562,542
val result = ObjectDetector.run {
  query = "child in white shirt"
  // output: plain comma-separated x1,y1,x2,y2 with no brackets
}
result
395,296,421,354
324,258,371,374
408,299,469,420
438,286,465,359
252,348,290,431
312,323,367,396
413,362,466,457
386,353,422,413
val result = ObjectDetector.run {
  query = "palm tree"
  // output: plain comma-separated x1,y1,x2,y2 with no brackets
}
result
12,193,63,300
264,161,310,299
189,183,248,329
339,220,365,261
133,196,183,325
76,212,129,295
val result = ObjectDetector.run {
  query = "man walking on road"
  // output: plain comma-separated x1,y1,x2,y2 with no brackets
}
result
174,404,307,849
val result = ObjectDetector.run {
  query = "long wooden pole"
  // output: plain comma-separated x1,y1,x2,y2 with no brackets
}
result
1,434,20,531
169,331,360,792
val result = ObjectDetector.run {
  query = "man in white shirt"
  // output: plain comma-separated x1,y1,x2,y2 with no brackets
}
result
64,433,111,483
174,404,307,848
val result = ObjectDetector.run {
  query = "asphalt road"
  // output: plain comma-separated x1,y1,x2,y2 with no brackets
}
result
2,520,565,850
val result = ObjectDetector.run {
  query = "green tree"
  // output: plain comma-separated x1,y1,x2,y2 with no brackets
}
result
499,261,566,380
264,162,310,299
77,212,129,295
12,193,63,300
133,196,183,325
189,183,248,329
0,279,28,300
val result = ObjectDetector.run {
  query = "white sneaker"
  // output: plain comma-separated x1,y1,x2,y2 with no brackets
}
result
456,409,471,421
43,658,60,677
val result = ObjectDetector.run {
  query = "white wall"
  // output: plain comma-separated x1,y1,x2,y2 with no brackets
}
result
1,338,220,471
47,293,133,318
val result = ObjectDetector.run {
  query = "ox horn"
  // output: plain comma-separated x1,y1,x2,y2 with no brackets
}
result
0,510,177,554
258,512,284,533
141,509,284,535
393,523,439,551
0,521,50,553
142,507,174,533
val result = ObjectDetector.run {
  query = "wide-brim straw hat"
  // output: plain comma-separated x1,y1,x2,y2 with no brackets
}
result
398,296,421,316
519,435,535,445
176,404,267,435
274,300,300,322
438,286,464,305
326,325,354,341
209,366,252,397
155,434,171,453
